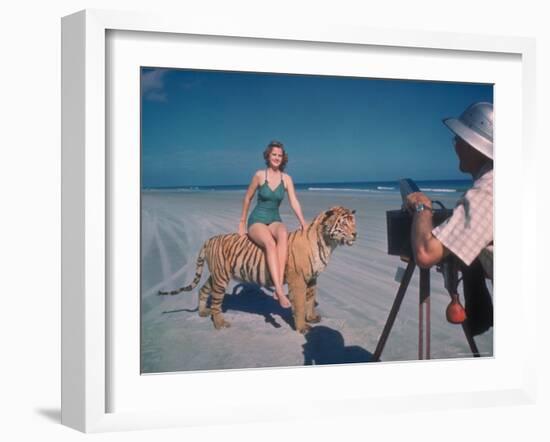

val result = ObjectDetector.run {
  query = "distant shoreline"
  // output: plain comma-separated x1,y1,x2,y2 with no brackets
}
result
142,178,472,194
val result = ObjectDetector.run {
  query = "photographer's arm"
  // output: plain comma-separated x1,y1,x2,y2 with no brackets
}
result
406,192,449,268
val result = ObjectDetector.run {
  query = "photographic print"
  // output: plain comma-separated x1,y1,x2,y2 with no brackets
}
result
140,68,493,374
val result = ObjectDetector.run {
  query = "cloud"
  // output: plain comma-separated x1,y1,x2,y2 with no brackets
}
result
142,69,168,102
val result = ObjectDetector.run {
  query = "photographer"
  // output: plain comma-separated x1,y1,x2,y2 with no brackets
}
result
405,102,494,282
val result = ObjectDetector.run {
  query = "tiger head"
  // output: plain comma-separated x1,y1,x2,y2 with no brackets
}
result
318,206,357,246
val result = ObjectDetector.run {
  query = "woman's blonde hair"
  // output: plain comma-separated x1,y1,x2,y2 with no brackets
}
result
263,140,288,172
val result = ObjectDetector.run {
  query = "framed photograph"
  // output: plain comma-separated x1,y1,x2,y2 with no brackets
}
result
62,9,537,433
140,67,495,373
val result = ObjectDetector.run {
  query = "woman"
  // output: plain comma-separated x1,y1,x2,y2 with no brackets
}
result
238,140,307,308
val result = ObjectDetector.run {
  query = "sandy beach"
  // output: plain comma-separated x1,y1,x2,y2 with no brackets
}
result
141,189,493,373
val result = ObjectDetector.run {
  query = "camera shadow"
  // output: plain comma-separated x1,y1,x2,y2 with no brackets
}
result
303,325,374,365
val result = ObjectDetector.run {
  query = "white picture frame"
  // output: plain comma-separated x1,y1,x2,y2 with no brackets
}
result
61,9,537,433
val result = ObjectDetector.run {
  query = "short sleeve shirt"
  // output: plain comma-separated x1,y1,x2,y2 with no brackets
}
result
432,165,493,279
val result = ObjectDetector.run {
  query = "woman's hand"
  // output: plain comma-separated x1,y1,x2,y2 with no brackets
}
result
300,221,308,232
238,220,247,237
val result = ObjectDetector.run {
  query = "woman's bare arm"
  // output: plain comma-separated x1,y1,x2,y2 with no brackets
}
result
285,174,307,229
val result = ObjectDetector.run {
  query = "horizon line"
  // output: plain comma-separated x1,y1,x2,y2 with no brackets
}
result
142,177,472,189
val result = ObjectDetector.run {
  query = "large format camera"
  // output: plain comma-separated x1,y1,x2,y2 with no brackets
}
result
386,178,452,258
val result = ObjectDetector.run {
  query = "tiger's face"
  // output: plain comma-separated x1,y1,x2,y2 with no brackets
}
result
322,207,357,246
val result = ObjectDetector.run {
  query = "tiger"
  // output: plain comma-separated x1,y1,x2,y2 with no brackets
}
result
158,206,357,333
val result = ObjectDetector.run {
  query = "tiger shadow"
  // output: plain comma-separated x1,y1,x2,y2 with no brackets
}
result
161,282,294,329
219,283,294,329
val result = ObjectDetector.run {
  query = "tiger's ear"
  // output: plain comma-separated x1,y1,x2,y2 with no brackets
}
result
324,209,334,217
351,209,356,214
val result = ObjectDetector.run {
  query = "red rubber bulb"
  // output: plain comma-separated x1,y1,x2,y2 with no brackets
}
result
446,294,467,324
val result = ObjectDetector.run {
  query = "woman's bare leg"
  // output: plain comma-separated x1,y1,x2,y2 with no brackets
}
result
268,222,288,290
248,223,291,308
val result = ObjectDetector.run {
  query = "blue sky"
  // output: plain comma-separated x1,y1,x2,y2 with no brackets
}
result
141,68,492,188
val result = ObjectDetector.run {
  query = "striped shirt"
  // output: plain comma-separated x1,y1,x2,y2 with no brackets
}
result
432,164,493,279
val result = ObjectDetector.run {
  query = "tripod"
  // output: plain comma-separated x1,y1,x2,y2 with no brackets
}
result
372,257,480,362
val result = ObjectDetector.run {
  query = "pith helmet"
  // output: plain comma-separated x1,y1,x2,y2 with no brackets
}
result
443,102,493,159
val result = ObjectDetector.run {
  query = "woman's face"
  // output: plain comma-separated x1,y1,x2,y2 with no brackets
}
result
268,147,284,169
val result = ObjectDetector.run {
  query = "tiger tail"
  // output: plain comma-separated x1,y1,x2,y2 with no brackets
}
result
157,240,208,296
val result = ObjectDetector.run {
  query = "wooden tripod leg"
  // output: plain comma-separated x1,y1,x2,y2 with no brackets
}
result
462,321,480,357
373,260,416,362
419,268,431,360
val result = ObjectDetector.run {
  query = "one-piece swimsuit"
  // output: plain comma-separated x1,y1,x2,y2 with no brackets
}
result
247,169,286,228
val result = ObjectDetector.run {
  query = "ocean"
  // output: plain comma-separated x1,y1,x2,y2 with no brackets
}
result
143,179,472,196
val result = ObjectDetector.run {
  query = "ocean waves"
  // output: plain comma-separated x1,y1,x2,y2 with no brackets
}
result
143,180,468,195
307,187,384,193
419,188,457,193
307,185,458,194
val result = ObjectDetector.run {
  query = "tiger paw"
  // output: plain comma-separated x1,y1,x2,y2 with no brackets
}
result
296,323,311,334
212,314,231,329
198,307,211,317
306,313,321,324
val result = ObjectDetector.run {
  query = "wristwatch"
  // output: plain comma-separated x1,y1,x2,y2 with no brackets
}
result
415,202,432,213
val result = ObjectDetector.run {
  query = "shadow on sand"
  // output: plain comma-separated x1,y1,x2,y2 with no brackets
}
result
221,283,294,329
303,325,374,365
163,283,293,329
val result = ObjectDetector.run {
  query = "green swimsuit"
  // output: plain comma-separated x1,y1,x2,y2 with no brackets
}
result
247,170,286,228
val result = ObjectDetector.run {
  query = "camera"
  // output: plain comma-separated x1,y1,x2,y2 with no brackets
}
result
386,178,452,258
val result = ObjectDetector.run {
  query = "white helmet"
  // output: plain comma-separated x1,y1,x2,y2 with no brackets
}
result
443,102,493,160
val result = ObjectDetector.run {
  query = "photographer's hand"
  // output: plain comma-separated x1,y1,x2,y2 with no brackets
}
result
405,192,432,213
